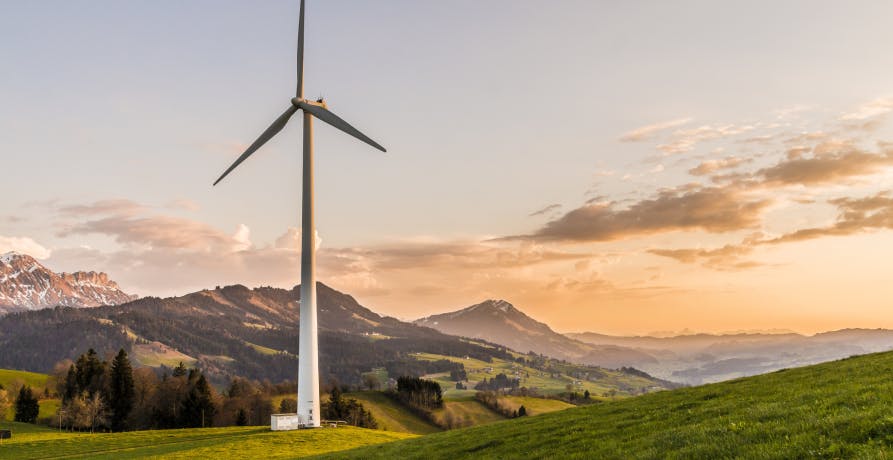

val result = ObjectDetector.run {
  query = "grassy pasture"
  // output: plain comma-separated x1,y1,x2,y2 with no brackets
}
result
0,422,414,459
348,391,441,434
317,351,893,459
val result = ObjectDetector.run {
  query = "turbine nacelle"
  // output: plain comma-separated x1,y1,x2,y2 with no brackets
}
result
291,97,327,110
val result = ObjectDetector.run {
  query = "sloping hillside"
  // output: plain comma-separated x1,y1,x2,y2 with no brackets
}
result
348,391,442,434
0,284,675,394
318,350,893,459
0,283,513,386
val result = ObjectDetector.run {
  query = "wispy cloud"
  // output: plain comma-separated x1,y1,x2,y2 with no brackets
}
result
619,118,692,142
657,124,756,155
688,156,751,176
59,214,248,252
766,192,893,244
648,239,763,271
840,97,893,121
529,203,562,217
58,199,147,218
650,190,893,269
0,235,51,259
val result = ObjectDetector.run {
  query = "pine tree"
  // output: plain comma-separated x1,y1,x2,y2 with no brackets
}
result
172,362,188,377
182,373,216,428
75,349,106,397
14,385,39,423
279,398,297,413
109,349,135,432
235,408,248,426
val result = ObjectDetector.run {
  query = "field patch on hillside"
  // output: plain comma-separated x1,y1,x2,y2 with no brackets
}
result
348,391,442,435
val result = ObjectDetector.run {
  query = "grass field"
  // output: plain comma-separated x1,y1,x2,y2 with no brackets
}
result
131,343,197,368
0,369,56,423
431,397,505,428
0,421,415,459
315,351,893,459
0,368,48,390
501,395,575,416
348,391,441,434
244,341,279,356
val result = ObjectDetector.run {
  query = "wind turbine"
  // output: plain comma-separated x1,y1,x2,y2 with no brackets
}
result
213,0,385,428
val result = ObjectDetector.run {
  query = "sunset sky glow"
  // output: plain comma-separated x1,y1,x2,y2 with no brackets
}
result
3,1,893,335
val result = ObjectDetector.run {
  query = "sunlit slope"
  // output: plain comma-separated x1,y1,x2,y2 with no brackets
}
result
0,368,54,422
0,423,414,459
0,368,48,389
318,351,893,459
348,391,442,434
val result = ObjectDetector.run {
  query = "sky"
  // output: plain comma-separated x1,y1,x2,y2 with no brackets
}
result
2,1,893,335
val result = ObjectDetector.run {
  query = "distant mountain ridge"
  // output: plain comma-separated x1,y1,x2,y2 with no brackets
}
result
568,328,893,384
415,299,658,369
0,282,675,397
415,299,893,385
0,252,135,314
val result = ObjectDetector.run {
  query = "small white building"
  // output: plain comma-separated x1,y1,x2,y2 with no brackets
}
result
271,413,306,431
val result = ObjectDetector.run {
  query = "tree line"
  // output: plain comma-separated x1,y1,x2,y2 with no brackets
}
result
6,348,384,433
474,373,521,392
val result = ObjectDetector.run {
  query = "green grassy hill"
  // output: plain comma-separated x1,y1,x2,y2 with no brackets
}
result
0,369,57,423
0,368,48,389
316,351,893,459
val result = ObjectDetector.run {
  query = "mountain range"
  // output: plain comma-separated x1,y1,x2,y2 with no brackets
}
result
566,329,893,384
2,252,892,387
0,252,135,314
0,279,673,397
417,300,893,385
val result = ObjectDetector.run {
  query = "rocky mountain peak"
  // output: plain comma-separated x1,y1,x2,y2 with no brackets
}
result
0,253,136,315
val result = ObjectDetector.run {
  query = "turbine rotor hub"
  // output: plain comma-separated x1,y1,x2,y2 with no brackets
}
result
291,97,328,109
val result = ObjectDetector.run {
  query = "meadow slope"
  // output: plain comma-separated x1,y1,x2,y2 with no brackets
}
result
316,351,893,459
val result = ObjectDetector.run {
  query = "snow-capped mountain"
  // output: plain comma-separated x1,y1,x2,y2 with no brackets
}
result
0,252,136,314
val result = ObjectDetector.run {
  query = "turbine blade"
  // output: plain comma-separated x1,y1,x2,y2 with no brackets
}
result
296,0,305,98
213,105,299,186
298,102,386,152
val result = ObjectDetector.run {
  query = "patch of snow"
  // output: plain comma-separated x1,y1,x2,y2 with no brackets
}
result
0,252,22,264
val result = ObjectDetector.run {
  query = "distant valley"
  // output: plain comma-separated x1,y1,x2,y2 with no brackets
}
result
565,329,893,384
418,300,893,385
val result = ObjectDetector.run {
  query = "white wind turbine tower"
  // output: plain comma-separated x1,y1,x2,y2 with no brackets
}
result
213,0,386,429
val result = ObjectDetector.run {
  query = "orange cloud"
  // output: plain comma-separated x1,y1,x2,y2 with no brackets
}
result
689,156,751,176
517,185,771,243
756,143,893,186
767,192,893,244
